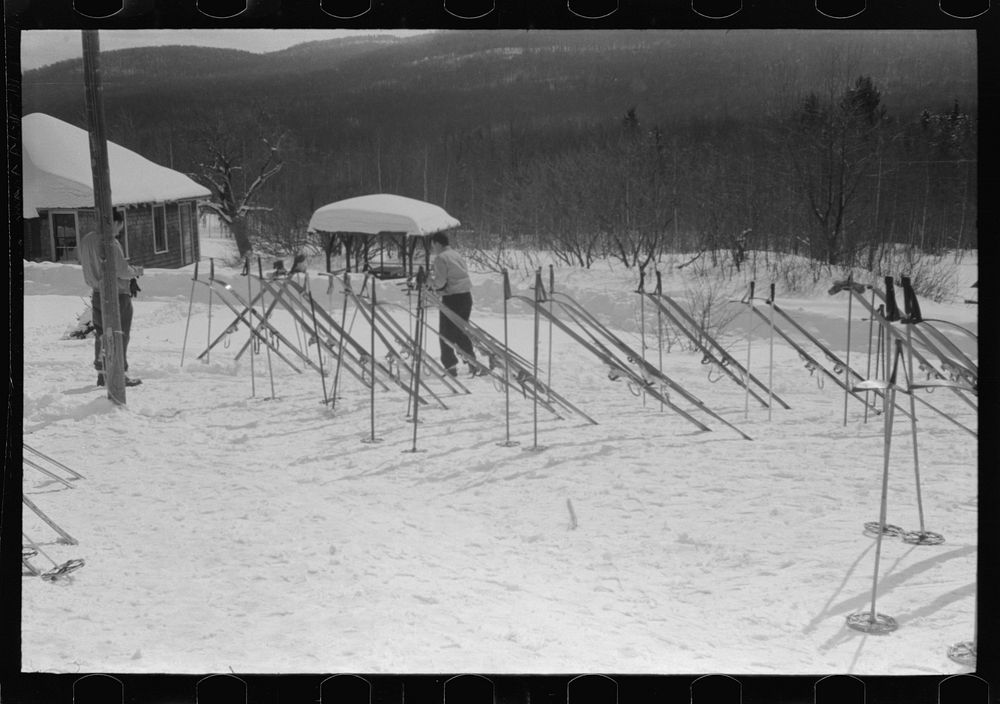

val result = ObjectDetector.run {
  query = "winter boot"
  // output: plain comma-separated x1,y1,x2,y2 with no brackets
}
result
97,374,142,387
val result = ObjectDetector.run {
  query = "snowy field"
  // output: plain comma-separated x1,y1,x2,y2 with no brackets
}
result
20,252,978,675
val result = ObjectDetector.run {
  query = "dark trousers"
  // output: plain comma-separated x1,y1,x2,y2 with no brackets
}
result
92,291,133,372
439,292,476,370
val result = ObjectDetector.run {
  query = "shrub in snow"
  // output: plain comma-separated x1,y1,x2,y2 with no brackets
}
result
62,301,94,340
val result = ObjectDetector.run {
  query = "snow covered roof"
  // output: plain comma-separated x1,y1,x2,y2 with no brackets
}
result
307,194,460,237
21,112,211,219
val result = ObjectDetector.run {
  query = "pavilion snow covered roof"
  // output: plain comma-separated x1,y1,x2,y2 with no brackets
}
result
307,194,460,237
21,112,211,219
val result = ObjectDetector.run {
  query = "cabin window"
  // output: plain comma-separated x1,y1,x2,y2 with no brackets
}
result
153,204,168,253
50,211,79,262
167,203,180,255
179,202,194,263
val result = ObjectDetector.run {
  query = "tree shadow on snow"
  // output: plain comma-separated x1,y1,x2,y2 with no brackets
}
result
806,542,976,648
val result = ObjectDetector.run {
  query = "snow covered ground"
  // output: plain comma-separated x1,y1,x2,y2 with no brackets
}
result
20,252,978,675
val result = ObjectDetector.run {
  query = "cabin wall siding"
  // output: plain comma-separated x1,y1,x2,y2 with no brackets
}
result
24,200,201,269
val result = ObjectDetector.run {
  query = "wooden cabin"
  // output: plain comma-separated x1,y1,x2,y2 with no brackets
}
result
21,113,210,269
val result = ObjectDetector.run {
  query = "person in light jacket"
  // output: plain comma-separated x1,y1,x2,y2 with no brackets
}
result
428,232,477,376
79,209,142,386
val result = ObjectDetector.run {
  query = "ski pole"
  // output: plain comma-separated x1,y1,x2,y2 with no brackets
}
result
403,276,417,420
638,267,647,408
293,291,307,361
256,258,276,399
362,277,382,444
330,273,351,411
498,270,519,447
863,288,877,424
527,268,544,451
407,272,414,344
848,321,901,635
409,274,425,446
306,276,329,406
767,282,775,423
206,258,215,364
744,280,755,420
656,270,664,413
905,323,927,537
533,268,542,449
843,273,854,426
547,264,554,403
851,338,900,634
900,280,943,546
405,268,427,454
180,259,199,366
875,304,885,387
245,256,256,397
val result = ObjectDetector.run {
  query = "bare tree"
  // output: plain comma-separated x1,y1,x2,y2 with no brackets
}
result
190,108,286,258
786,75,888,266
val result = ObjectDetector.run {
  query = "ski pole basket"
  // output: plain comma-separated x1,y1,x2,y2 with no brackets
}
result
863,521,905,538
901,530,945,546
846,611,898,635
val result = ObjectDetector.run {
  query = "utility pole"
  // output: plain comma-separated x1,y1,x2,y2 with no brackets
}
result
82,30,126,404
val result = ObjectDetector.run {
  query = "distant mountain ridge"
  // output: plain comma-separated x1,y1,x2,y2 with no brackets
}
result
23,30,976,127
18,30,977,264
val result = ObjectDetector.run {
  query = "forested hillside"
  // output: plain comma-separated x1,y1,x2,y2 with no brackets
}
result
21,30,977,274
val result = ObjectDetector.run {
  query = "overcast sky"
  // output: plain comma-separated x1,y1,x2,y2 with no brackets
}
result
20,29,433,71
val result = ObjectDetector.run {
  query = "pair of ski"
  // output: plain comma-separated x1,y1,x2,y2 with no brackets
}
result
381,295,474,397
22,445,86,581
889,275,977,385
512,284,752,440
740,293,891,418
193,266,321,376
641,278,790,411
416,287,596,424
255,273,436,406
832,277,977,390
23,442,84,488
829,278,976,436
334,274,471,408
22,505,85,579
194,267,404,401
